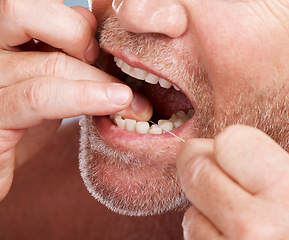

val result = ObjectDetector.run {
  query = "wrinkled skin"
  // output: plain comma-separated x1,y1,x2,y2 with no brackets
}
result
79,0,289,218
1,0,289,239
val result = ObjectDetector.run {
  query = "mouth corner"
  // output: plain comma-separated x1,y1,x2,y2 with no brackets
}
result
95,47,198,140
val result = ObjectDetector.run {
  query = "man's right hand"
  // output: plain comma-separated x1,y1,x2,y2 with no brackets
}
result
0,0,139,202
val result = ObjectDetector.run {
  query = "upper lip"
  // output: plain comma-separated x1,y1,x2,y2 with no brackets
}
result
90,46,199,147
102,47,180,88
100,46,197,112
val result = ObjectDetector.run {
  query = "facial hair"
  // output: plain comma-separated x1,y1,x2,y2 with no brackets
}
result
79,15,289,216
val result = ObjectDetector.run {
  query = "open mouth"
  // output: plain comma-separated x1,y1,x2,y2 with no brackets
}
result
107,55,195,136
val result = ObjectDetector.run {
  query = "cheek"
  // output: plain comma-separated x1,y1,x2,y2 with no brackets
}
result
189,1,289,105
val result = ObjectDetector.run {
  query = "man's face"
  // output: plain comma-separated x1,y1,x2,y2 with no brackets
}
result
79,0,289,216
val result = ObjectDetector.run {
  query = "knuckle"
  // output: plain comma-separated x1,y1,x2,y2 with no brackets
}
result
70,15,91,46
231,216,252,240
230,212,261,240
179,154,210,198
1,0,32,24
186,155,208,187
1,0,16,18
74,81,93,110
24,79,52,113
231,215,278,240
42,52,68,78
0,130,21,153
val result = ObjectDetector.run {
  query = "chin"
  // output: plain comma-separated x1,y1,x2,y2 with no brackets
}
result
77,14,210,216
78,52,199,216
79,116,192,216
78,14,289,217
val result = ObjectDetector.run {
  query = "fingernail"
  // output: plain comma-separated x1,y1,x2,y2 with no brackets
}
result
85,37,98,64
131,92,153,118
107,84,132,105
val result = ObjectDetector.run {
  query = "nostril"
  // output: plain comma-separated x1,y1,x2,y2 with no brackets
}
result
112,0,188,39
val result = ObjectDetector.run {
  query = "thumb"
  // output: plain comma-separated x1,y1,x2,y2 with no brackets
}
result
215,125,289,195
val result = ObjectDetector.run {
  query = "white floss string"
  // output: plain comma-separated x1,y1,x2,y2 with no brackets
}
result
148,121,186,143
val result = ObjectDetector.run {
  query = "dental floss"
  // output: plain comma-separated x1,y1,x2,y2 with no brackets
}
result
148,121,186,143
100,59,185,142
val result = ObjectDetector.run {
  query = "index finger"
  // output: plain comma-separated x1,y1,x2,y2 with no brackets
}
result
0,0,98,63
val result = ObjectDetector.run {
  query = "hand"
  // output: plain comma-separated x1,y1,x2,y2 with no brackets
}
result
0,0,152,202
177,125,289,239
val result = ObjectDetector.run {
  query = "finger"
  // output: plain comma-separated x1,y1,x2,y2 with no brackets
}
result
0,78,133,129
1,1,98,63
71,6,99,61
72,6,97,34
0,149,14,201
215,125,289,196
177,139,252,232
0,130,24,201
13,6,98,53
116,91,153,121
0,51,118,86
183,206,223,240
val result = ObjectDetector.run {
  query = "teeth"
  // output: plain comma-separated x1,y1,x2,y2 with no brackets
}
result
120,62,132,75
173,85,180,91
114,57,181,91
112,57,193,135
125,119,136,132
158,120,174,132
188,109,195,118
136,121,150,134
132,68,148,80
176,110,190,121
110,109,193,135
149,125,163,134
159,78,172,89
145,73,159,84
172,118,187,128
115,57,123,68
115,115,125,129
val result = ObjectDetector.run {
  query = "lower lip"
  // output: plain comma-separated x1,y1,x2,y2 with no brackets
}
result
92,116,197,149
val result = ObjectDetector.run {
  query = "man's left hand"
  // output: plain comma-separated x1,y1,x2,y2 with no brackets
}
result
177,125,289,239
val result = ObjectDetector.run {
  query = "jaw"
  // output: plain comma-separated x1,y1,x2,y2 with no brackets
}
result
80,4,289,216
78,14,210,216
79,115,192,216
78,61,199,215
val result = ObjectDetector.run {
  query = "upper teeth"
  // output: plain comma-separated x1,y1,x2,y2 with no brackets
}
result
114,57,180,91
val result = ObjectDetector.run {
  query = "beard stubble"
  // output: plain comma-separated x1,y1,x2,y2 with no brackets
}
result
79,15,289,216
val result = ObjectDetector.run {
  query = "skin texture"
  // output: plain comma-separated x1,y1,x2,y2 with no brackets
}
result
1,0,289,239
177,125,289,239
80,0,289,219
0,119,184,240
0,0,153,201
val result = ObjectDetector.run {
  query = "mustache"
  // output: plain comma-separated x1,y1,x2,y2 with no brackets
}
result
98,14,208,93
99,15,289,149
98,13,215,140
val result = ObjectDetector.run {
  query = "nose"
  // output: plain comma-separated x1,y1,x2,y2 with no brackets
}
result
112,0,188,38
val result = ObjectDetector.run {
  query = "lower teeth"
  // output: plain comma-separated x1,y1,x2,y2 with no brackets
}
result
110,109,194,135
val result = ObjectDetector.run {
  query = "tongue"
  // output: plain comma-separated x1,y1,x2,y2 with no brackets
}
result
143,82,193,119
